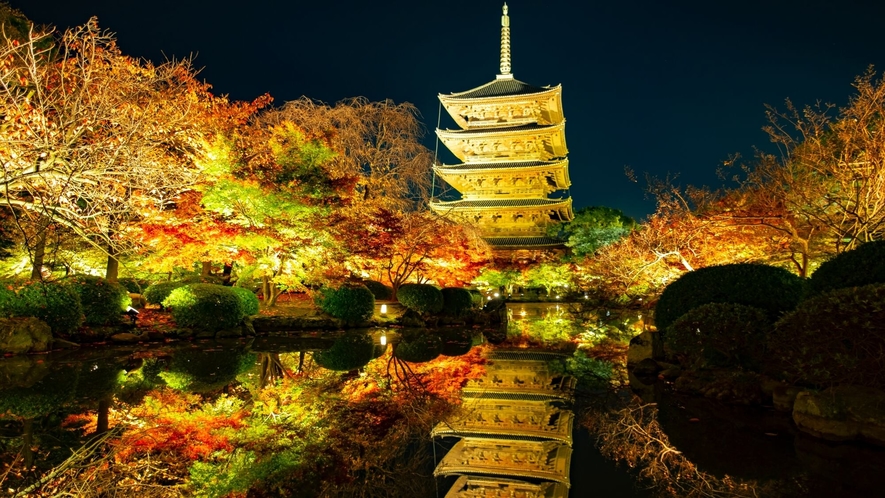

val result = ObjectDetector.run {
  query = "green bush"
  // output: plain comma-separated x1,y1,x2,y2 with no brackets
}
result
0,284,16,317
394,331,442,363
162,348,256,393
68,275,132,326
116,277,151,294
180,274,225,284
469,289,483,308
363,280,393,301
144,281,187,306
230,287,260,316
396,283,443,314
655,263,804,331
316,284,374,322
15,281,84,335
441,287,474,317
807,241,885,297
767,283,885,389
314,333,374,371
666,303,770,370
163,284,244,331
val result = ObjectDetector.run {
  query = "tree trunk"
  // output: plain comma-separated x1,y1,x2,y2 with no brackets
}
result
105,244,119,282
261,275,282,307
22,418,34,469
201,261,213,276
222,262,233,285
30,228,47,280
96,396,111,434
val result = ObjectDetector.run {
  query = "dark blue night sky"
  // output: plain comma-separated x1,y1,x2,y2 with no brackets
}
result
11,0,885,220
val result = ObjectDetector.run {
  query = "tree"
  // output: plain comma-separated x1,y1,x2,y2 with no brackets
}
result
548,206,636,258
524,262,573,297
0,19,226,279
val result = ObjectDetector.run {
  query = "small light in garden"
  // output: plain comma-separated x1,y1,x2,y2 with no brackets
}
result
520,310,527,317
380,331,387,346
380,304,388,315
124,306,139,324
584,294,588,299
556,295,560,299
494,292,500,298
487,296,492,301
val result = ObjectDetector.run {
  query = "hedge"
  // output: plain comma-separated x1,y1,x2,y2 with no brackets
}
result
163,284,244,331
396,283,443,314
767,283,885,389
68,275,131,326
363,280,393,301
316,284,375,322
441,287,474,317
654,263,804,331
807,240,885,297
666,303,770,370
144,281,188,306
15,281,84,335
230,286,260,316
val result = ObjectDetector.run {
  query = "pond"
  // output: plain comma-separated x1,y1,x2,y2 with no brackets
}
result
4,313,883,497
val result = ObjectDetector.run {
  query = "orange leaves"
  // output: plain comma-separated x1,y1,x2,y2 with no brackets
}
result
115,390,247,462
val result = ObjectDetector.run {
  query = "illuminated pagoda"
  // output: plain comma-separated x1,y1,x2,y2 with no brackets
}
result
430,3,574,251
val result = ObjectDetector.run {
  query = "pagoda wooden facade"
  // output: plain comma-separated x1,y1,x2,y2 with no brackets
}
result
430,3,574,251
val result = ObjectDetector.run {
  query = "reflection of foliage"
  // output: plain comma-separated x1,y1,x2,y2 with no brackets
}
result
0,366,78,418
161,348,255,393
316,284,375,322
117,358,167,404
441,287,474,317
655,263,803,331
394,332,442,363
313,332,374,371
67,275,131,326
808,240,885,297
767,283,885,389
667,303,770,371
163,283,245,331
584,397,788,497
509,314,581,346
440,329,473,357
72,361,125,405
564,350,615,389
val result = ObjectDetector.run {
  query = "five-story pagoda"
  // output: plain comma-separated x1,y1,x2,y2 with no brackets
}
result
430,3,574,251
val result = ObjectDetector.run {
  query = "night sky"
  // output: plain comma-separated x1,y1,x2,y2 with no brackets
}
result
11,0,885,220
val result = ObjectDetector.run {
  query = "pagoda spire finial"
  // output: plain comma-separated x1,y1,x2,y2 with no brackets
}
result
499,3,511,77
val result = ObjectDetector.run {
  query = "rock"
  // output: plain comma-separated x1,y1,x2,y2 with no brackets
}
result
772,385,802,412
52,338,80,350
659,366,683,380
627,330,654,365
242,317,256,336
631,357,662,375
793,386,885,446
0,355,51,387
0,317,53,354
195,329,217,338
216,326,243,338
128,293,147,309
109,332,142,344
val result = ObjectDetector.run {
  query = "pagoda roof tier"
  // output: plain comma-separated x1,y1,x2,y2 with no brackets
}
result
441,76,554,100
443,476,569,498
434,438,572,486
431,398,574,445
436,122,567,163
434,159,571,195
430,197,572,210
486,236,566,248
439,81,563,130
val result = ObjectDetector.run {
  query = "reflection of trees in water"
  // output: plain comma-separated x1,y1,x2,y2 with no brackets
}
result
583,396,787,497
313,332,374,371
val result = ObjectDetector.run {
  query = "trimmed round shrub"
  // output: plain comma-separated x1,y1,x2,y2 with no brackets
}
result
440,329,473,357
163,284,244,331
144,281,187,306
396,283,444,314
363,280,393,301
180,274,225,284
314,332,374,371
395,331,442,363
655,263,804,331
808,241,885,297
68,275,131,326
767,283,885,389
117,278,151,294
441,287,474,317
666,303,770,370
162,348,256,393
317,284,375,322
14,281,84,335
230,286,260,316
